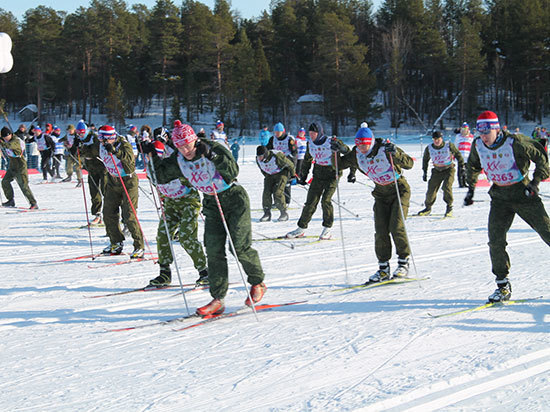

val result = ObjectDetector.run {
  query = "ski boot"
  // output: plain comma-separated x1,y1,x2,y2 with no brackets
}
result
2,198,15,207
61,176,72,182
259,208,271,222
444,205,453,218
286,227,305,239
488,280,511,303
277,210,289,222
368,262,391,283
90,214,102,225
196,298,225,317
103,242,123,255
417,207,431,216
319,226,332,240
392,257,409,278
195,269,209,286
149,266,171,287
129,248,144,259
29,204,39,210
245,282,267,306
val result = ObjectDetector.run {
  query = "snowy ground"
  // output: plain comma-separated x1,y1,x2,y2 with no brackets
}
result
0,141,548,411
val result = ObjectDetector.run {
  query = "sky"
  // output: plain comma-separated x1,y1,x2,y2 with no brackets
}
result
7,0,382,21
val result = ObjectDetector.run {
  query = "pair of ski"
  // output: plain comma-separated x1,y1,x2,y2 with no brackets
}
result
308,276,430,295
53,252,156,267
87,283,204,298
428,296,543,318
106,301,307,332
253,235,335,248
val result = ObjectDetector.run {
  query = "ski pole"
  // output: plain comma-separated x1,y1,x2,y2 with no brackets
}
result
295,182,360,218
252,230,295,249
388,151,419,279
333,150,349,285
204,157,259,321
146,153,191,316
77,148,95,260
107,152,155,261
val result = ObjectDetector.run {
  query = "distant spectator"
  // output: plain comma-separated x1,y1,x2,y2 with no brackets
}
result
230,139,240,161
259,125,270,146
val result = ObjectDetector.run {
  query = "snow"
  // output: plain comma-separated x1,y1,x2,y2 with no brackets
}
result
0,141,549,411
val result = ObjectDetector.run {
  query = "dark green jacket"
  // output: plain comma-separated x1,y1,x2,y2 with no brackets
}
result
0,135,27,171
256,150,295,178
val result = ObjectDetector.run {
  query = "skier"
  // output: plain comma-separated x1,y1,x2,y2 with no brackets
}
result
78,120,106,226
59,124,82,183
256,145,295,222
210,120,228,147
295,127,307,182
149,121,266,317
266,122,297,205
142,134,209,288
0,127,38,209
30,125,55,181
464,111,550,303
259,125,270,146
50,126,64,179
454,122,474,187
286,123,350,240
336,127,414,282
417,131,464,218
98,125,144,259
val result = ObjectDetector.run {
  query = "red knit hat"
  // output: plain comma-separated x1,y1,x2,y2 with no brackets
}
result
172,123,197,147
476,111,500,132
98,125,116,139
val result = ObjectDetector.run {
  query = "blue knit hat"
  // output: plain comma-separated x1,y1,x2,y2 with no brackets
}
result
76,120,87,133
355,127,374,145
273,122,285,132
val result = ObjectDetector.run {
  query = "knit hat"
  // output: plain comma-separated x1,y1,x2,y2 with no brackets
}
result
360,122,369,128
128,124,138,133
98,125,116,140
296,128,306,139
45,123,52,134
476,111,500,133
53,125,60,133
67,124,75,131
461,122,469,128
256,145,268,157
34,125,42,133
432,131,442,139
216,120,224,128
308,123,319,133
153,140,165,156
76,120,87,134
273,122,285,132
1,126,11,137
355,127,374,146
172,123,197,147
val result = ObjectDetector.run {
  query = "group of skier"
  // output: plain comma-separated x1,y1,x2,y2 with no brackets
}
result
1,109,549,315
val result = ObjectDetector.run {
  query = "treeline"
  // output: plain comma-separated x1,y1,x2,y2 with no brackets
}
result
0,0,549,134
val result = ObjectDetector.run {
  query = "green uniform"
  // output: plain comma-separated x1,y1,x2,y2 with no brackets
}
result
422,141,464,209
339,140,414,261
153,140,264,300
0,135,37,206
298,135,349,229
466,131,550,281
256,150,295,212
150,158,207,272
100,136,144,249
79,132,106,215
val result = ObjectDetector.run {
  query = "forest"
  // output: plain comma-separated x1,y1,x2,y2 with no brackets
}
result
0,0,548,134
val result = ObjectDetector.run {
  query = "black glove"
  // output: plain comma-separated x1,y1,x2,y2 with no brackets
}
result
385,142,396,154
330,138,346,153
464,187,475,206
422,172,427,182
103,143,115,154
141,141,156,155
195,141,215,160
297,176,308,185
347,173,356,183
525,180,539,197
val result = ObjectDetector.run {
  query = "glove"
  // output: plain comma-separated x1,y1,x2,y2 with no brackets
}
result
525,180,539,197
103,143,115,154
464,187,475,206
195,141,215,160
422,172,427,182
385,142,396,154
330,138,346,153
347,173,356,183
458,165,466,187
297,176,307,185
141,141,156,155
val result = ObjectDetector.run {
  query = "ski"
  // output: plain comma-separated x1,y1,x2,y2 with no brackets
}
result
253,235,319,241
428,296,543,318
76,223,105,229
87,283,200,298
293,237,336,247
173,301,308,331
106,311,201,332
52,252,110,262
309,276,430,294
87,256,157,269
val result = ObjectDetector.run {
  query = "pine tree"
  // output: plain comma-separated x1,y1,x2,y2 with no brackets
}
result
105,76,126,129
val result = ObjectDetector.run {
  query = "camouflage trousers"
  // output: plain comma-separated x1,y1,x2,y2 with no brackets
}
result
156,194,207,272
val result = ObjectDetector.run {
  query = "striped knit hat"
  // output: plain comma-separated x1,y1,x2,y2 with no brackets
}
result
476,111,500,132
98,125,116,140
172,122,197,147
76,120,87,134
355,127,374,146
